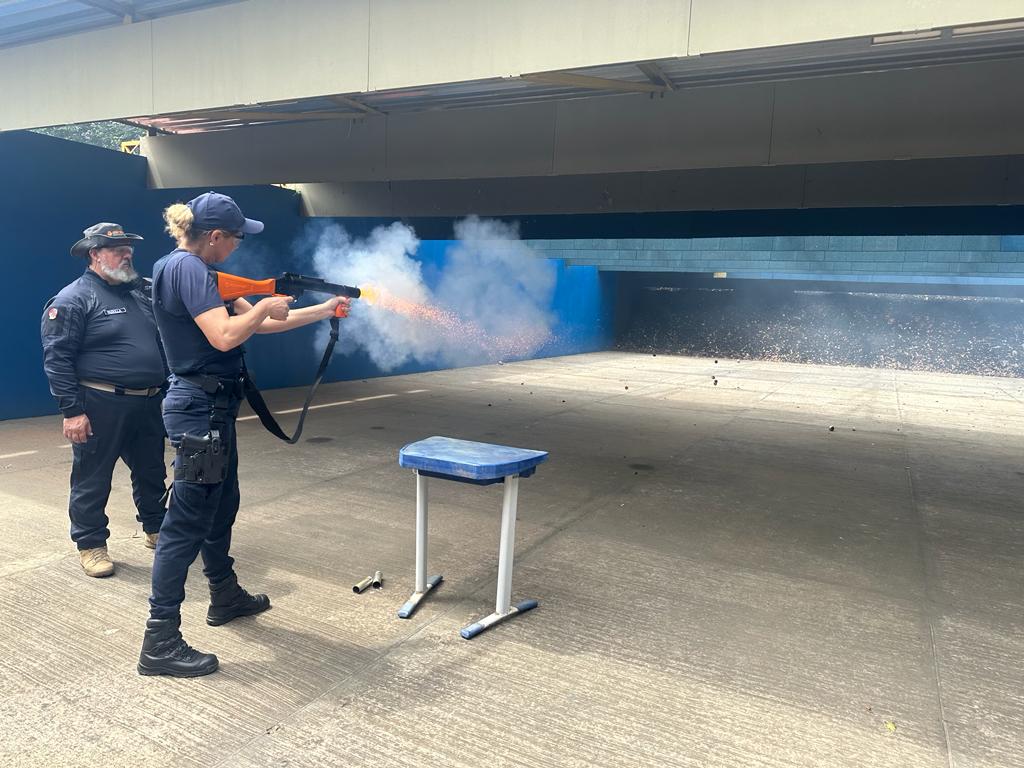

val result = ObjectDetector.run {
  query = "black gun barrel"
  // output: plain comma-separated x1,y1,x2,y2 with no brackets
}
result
277,272,361,299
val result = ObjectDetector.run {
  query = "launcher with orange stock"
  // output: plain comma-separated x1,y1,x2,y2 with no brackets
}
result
211,271,377,444
214,271,375,316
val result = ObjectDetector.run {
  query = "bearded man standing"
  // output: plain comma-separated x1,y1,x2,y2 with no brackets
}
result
41,223,168,577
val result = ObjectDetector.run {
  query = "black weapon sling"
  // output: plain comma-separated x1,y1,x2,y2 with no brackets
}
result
241,316,340,445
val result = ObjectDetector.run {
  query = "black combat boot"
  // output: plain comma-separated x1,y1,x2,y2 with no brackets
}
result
137,616,218,677
206,573,271,626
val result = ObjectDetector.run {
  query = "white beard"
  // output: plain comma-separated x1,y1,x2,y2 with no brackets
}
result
99,262,139,284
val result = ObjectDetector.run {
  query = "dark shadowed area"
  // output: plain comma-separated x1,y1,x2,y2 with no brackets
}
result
618,283,1024,377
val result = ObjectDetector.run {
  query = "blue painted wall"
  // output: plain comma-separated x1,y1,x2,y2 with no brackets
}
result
253,237,615,386
1,131,313,420
300,209,1024,288
7,127,1019,420
0,132,615,421
528,234,1024,286
323,207,1024,240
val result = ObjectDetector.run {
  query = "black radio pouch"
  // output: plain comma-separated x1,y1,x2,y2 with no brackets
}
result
174,430,226,484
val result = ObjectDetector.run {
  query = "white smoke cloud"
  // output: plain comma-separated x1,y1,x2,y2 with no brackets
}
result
308,216,557,371
438,217,556,343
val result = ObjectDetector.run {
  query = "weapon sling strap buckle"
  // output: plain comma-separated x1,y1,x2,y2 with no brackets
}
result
177,315,339,445
240,316,340,445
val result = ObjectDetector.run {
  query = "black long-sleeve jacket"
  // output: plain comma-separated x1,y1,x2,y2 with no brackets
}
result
41,269,166,417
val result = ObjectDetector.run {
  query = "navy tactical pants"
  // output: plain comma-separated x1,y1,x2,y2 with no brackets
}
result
149,378,241,620
70,387,167,550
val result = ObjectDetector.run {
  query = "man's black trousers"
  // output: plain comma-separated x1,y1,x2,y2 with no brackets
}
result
69,387,167,550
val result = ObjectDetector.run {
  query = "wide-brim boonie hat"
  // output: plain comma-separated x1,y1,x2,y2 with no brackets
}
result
70,222,143,257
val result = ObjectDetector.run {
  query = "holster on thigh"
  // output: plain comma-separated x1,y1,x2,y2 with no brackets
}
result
174,431,226,485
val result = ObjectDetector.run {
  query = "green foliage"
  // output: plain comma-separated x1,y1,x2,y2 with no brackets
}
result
33,121,144,152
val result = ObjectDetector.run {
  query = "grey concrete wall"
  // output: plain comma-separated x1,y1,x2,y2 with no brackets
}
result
688,0,1024,53
7,0,1022,131
143,57,1024,190
298,156,1024,217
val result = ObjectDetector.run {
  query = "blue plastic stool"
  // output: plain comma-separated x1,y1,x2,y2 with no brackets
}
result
397,436,549,638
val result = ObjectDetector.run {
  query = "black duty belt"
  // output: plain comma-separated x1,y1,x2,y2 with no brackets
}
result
175,373,243,398
177,315,340,445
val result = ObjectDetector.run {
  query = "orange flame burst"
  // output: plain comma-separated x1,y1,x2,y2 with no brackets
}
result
364,285,551,359
358,284,378,305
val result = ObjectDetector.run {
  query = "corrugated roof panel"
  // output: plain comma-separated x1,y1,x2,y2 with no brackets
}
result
14,6,1024,134
0,0,242,48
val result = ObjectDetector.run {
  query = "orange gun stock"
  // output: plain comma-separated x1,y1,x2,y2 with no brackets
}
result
215,272,279,301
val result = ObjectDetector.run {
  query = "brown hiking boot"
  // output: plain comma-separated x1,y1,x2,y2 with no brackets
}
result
80,547,114,578
144,532,159,550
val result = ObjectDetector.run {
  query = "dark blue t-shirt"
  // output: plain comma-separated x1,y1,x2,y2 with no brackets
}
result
152,249,243,376
41,270,166,415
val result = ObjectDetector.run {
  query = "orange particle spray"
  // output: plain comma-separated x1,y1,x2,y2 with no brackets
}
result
363,284,551,359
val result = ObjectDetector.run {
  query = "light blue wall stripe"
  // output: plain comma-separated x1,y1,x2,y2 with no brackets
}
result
527,235,1024,284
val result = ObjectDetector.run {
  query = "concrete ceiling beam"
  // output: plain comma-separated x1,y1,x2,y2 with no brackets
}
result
521,71,667,95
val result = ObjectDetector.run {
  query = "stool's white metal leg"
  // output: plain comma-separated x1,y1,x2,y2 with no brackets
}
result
462,479,538,638
459,473,540,639
415,471,428,593
398,471,442,619
495,474,520,615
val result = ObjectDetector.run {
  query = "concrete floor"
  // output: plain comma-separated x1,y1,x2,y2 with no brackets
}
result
0,352,1021,768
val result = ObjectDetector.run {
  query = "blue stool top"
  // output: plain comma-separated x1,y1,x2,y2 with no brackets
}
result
399,436,548,482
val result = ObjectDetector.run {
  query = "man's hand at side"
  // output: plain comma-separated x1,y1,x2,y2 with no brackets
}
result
63,413,93,444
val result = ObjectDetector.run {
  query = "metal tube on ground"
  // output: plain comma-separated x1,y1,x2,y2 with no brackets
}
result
372,570,383,589
352,576,373,593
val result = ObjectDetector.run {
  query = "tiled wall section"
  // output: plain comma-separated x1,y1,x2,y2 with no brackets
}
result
526,235,1024,284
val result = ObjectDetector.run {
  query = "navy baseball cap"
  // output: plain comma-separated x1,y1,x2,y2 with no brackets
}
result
187,191,264,235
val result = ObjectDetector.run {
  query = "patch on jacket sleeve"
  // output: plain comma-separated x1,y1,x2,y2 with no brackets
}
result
42,302,69,337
